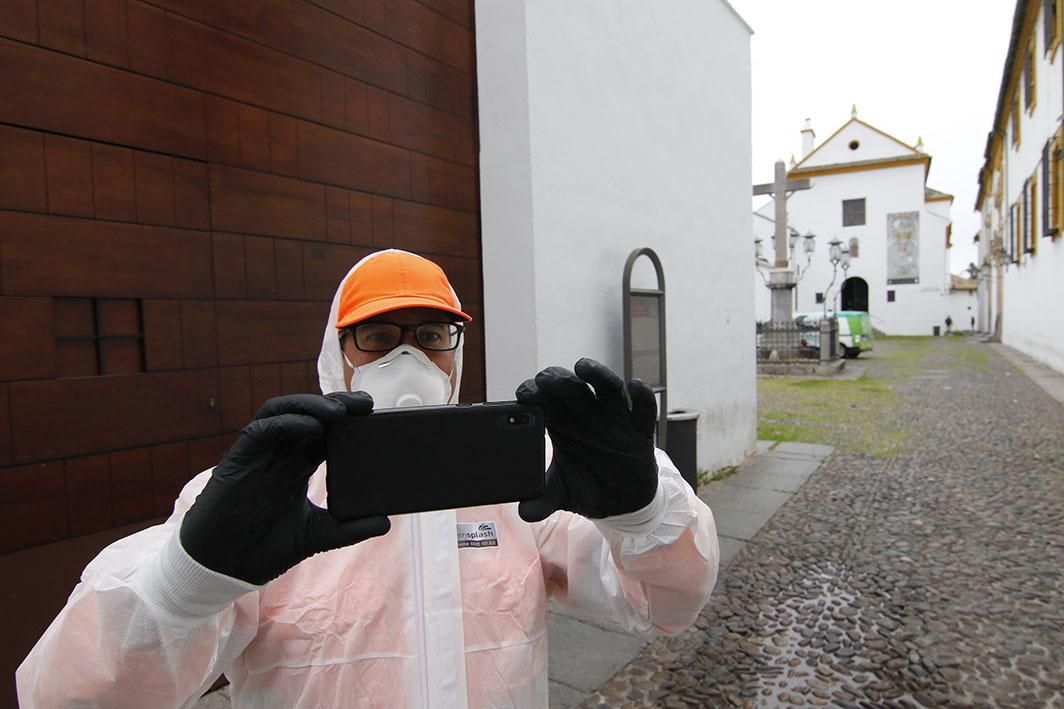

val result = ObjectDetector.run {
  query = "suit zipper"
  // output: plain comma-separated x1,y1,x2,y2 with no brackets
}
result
412,516,430,707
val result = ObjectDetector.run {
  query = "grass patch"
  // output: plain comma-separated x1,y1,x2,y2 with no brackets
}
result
758,365,913,458
952,343,990,371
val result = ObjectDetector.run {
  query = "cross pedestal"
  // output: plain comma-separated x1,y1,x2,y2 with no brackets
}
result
767,268,797,326
753,160,811,354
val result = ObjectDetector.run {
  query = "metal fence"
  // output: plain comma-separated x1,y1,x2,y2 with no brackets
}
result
756,318,838,362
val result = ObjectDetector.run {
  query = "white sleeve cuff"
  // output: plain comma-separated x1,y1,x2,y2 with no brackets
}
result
593,473,667,537
134,532,261,620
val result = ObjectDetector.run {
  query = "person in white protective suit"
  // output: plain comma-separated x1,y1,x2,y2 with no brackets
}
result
17,249,720,708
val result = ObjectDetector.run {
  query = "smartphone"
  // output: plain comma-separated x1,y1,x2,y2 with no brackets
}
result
325,402,545,519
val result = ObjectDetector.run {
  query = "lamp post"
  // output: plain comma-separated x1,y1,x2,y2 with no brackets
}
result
789,231,816,309
823,237,844,316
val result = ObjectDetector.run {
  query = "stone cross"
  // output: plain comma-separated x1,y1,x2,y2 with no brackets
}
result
753,160,812,326
753,160,811,267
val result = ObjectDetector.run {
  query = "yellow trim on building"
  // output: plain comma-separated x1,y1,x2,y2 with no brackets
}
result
789,155,930,179
792,117,922,171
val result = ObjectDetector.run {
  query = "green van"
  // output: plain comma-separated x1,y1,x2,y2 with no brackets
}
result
794,311,874,358
835,310,874,358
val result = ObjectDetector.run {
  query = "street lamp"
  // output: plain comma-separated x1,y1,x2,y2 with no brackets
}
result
828,237,843,265
823,237,846,315
790,231,817,309
802,231,816,256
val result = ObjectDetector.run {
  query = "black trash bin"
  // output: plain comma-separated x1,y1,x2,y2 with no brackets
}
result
664,410,699,490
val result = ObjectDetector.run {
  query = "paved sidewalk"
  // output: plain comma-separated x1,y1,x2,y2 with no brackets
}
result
989,342,1064,404
546,441,833,707
578,337,1064,708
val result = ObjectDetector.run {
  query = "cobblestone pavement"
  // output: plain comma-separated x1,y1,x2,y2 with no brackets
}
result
581,338,1064,708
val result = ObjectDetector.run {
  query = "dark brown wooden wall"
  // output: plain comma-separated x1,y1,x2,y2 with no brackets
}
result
0,1,480,704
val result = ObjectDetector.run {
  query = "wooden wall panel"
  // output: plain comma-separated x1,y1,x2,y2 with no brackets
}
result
0,0,38,42
9,370,220,463
212,233,247,299
39,0,87,56
289,1,408,94
216,301,327,365
173,159,210,230
302,243,371,300
406,51,475,120
181,301,218,369
134,151,177,226
126,1,167,77
0,386,10,469
85,0,130,68
109,448,154,525
65,454,114,536
150,441,188,517
0,213,213,298
250,363,282,410
297,122,411,199
370,0,473,73
166,14,322,122
389,94,475,166
143,299,184,371
275,239,306,300
210,165,327,241
219,366,253,432
91,143,137,221
0,125,47,213
0,0,482,521
0,39,206,159
393,201,478,258
0,298,56,381
0,462,69,554
418,0,472,29
2,3,481,699
44,135,94,217
245,236,278,298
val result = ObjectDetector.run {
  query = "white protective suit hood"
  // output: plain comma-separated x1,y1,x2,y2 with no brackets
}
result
317,249,465,403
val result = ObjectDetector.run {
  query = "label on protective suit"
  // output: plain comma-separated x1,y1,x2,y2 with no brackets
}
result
456,521,498,548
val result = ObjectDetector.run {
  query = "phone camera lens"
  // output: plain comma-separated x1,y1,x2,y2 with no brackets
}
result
508,414,530,425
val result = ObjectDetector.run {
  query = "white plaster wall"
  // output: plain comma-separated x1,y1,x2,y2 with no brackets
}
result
1002,238,1064,373
993,1,1064,373
802,122,914,167
477,0,756,473
1007,13,1064,201
945,289,979,331
784,163,952,334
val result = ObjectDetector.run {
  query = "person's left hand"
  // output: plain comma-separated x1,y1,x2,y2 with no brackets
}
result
515,358,659,522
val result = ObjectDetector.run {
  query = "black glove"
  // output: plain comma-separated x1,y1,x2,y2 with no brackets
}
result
515,358,659,522
180,392,390,585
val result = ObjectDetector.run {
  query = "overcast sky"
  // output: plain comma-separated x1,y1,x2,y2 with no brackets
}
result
728,0,1018,274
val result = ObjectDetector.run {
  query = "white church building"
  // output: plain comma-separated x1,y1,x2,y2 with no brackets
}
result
755,112,956,336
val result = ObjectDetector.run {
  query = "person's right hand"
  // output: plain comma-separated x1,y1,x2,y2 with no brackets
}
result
179,392,390,585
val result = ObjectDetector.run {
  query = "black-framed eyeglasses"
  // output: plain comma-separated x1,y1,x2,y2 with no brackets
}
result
343,322,464,352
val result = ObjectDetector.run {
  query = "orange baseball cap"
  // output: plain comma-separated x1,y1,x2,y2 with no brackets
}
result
336,250,472,329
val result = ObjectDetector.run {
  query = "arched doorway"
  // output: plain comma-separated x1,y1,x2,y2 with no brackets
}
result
841,277,869,312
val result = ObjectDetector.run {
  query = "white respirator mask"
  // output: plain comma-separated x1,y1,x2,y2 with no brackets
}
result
346,344,453,409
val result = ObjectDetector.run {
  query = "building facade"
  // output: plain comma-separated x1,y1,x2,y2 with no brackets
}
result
975,0,1064,374
754,114,955,336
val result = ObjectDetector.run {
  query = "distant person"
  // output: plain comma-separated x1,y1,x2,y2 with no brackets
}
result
17,249,719,708
971,315,976,331
944,315,953,335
